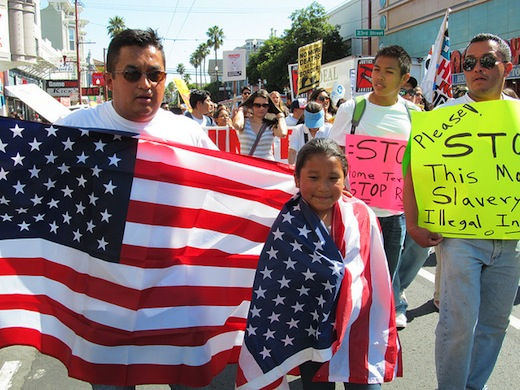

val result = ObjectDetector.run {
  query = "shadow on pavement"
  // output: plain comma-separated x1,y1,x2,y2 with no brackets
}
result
406,299,438,324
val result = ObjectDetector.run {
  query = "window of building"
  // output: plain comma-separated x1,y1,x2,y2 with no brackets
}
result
68,27,75,51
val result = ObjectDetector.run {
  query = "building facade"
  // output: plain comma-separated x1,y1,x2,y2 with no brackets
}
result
1,0,89,118
327,0,520,95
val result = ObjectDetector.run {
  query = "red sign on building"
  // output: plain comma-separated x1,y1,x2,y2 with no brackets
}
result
91,72,105,86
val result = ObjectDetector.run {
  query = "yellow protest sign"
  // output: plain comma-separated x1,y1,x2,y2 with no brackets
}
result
297,40,322,95
173,78,192,111
410,100,520,239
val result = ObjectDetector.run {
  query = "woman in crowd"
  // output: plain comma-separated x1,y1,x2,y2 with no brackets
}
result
309,87,336,123
232,89,287,160
270,90,290,117
214,106,232,127
288,101,332,165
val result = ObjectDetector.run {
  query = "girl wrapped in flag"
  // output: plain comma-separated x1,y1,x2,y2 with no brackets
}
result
236,138,400,389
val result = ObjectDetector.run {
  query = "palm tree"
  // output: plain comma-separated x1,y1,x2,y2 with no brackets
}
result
206,26,224,83
198,42,211,84
189,52,201,88
176,63,186,80
107,16,126,38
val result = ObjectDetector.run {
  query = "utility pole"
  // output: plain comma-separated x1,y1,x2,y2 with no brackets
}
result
75,0,82,103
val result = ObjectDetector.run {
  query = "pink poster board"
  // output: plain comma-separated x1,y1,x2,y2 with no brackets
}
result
345,134,406,212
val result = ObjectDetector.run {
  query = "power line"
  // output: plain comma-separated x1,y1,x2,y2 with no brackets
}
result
167,0,196,61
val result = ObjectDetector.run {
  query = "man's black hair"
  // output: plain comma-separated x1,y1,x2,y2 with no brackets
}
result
106,28,164,73
374,45,412,75
466,33,512,62
189,89,211,109
241,86,251,94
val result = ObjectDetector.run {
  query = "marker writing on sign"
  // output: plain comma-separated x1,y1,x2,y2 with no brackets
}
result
412,104,480,150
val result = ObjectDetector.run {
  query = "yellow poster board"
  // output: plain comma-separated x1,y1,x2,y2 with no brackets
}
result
297,40,322,95
410,100,520,239
173,78,192,111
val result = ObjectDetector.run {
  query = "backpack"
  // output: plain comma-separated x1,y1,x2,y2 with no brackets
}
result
350,95,414,134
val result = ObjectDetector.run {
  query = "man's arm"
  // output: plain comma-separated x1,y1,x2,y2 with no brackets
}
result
403,165,443,247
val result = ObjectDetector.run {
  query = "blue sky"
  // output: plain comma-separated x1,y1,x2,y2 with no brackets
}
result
41,0,344,76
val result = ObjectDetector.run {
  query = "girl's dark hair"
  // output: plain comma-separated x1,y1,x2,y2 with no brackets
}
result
240,89,282,125
214,107,229,119
294,138,348,178
309,87,336,115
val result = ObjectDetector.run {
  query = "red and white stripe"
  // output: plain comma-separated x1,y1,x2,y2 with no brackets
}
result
236,195,400,389
0,138,296,386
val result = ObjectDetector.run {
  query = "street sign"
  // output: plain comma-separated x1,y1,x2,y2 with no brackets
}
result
355,29,385,37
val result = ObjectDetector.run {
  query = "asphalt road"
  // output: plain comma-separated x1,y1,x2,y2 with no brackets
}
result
1,255,519,390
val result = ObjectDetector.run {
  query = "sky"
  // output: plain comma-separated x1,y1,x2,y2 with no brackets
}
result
41,0,345,79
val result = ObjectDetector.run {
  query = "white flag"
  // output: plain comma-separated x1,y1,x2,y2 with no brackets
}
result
420,9,452,107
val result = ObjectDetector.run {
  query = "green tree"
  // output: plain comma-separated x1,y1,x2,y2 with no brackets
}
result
164,81,176,103
246,2,348,91
176,63,186,79
175,63,191,85
206,25,224,82
198,42,211,84
106,16,126,39
189,51,201,88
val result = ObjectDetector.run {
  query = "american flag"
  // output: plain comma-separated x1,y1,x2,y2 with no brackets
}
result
0,117,295,386
237,194,400,389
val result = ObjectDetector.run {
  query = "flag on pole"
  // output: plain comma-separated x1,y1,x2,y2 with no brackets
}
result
0,117,295,386
420,9,452,107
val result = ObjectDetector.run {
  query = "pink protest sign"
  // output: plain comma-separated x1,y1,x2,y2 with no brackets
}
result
345,134,407,212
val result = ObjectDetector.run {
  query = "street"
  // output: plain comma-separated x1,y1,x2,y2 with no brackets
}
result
1,255,519,390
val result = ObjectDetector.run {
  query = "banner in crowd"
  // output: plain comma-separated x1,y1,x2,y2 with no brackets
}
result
0,117,296,386
288,63,299,101
355,58,374,93
203,126,297,164
222,50,247,82
173,77,191,110
346,134,406,212
410,100,520,239
204,125,241,154
297,40,323,95
420,9,452,107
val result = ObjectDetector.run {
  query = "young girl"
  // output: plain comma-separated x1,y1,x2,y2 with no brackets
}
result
237,139,399,390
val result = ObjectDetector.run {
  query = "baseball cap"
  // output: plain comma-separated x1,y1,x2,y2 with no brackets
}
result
304,109,324,129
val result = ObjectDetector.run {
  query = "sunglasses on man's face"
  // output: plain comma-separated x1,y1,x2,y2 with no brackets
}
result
462,53,505,72
115,69,167,83
253,103,269,108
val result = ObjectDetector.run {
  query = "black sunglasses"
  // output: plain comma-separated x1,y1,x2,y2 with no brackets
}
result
115,69,167,83
317,95,330,102
253,103,269,108
462,53,505,72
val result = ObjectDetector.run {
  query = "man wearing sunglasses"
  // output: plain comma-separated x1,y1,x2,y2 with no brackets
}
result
57,29,215,150
404,33,518,390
